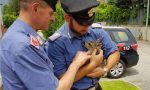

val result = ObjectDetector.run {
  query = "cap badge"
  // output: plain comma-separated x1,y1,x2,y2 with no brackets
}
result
88,7,98,17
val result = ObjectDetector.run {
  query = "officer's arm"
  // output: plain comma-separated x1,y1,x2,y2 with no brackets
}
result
58,49,103,82
47,40,103,82
57,51,91,90
56,59,81,90
86,29,120,78
103,51,120,71
56,60,79,90
86,53,120,78
87,51,120,78
98,29,120,75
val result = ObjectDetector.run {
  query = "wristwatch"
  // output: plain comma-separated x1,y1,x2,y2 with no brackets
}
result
102,67,109,77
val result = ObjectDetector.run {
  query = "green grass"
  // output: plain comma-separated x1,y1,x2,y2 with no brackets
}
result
100,80,140,90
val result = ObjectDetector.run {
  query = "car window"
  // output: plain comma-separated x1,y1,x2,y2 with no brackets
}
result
112,31,129,43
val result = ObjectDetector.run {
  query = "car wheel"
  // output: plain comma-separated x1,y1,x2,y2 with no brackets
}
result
107,60,126,78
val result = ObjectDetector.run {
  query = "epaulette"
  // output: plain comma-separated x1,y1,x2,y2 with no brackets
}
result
48,32,61,41
91,22,102,29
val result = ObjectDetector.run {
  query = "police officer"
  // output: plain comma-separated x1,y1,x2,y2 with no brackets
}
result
0,0,101,90
46,0,120,90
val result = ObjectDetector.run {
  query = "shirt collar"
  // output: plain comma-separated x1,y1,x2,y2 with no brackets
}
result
15,18,45,44
16,18,38,37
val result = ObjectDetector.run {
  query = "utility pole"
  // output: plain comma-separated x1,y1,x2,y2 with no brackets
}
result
0,0,3,38
146,0,149,41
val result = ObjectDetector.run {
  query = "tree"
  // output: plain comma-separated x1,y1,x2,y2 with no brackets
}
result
3,14,17,28
3,0,19,28
108,0,146,9
42,4,65,39
3,0,20,15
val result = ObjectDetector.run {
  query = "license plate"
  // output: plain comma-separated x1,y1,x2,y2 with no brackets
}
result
123,46,130,50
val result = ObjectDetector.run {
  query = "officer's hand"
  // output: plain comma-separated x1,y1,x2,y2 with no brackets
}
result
86,66,105,78
90,49,103,66
72,51,91,68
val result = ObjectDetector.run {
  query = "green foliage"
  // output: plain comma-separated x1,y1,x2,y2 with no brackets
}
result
3,0,19,28
8,0,19,15
2,0,147,39
130,8,139,18
42,4,65,39
3,14,17,28
108,0,145,9
108,0,117,4
3,5,11,15
3,0,20,15
43,3,141,39
95,4,131,25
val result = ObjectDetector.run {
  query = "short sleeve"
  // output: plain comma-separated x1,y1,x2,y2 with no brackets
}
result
47,40,68,77
14,46,59,90
98,30,118,58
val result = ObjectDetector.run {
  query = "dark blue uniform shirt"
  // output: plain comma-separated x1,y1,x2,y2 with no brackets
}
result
47,23,117,89
0,19,58,90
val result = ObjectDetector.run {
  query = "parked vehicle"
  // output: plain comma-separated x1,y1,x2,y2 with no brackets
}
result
103,27,139,78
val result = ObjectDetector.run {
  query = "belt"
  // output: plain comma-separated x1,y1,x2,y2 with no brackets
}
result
71,83,102,90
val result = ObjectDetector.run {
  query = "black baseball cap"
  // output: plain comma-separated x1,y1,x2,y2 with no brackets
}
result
60,0,100,26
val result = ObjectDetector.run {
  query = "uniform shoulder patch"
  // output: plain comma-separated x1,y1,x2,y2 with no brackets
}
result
48,32,61,41
91,23,102,29
30,35,40,49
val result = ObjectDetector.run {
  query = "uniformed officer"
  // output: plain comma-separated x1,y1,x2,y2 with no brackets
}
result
46,0,120,90
0,0,101,90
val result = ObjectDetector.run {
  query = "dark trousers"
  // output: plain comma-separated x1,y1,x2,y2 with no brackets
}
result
95,83,102,90
71,83,102,90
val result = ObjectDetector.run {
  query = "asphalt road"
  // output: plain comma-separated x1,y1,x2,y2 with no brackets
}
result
101,41,150,90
